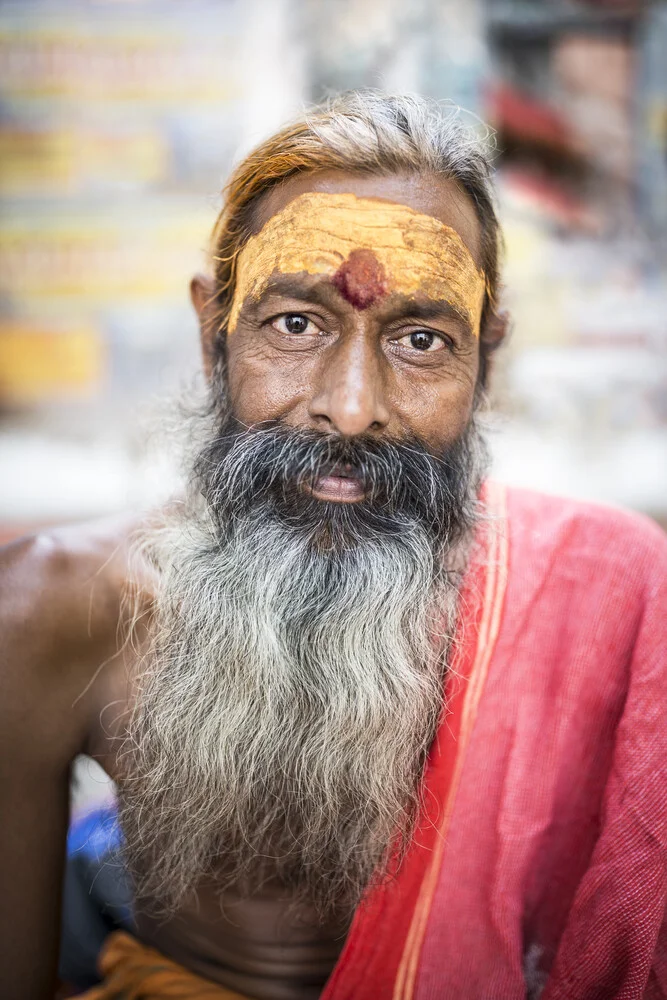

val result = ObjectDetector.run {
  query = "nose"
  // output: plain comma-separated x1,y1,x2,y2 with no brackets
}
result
308,332,390,437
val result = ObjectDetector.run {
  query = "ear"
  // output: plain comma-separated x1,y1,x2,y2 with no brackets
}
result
480,307,510,353
190,273,218,380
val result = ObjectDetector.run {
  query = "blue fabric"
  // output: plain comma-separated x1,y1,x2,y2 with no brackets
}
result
59,805,134,989
66,804,124,860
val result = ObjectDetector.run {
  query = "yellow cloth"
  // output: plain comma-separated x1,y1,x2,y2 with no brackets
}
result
78,931,250,1000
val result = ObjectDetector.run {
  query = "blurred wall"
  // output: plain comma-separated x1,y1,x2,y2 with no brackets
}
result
0,0,665,533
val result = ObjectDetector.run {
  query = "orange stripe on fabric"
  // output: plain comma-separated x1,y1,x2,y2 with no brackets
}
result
392,482,509,1000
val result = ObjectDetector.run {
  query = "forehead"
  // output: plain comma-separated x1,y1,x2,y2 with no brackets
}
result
252,169,483,269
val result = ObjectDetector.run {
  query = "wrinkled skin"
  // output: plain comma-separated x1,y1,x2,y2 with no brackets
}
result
0,171,505,1000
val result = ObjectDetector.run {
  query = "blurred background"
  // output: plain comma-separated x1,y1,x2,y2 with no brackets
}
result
1,0,666,541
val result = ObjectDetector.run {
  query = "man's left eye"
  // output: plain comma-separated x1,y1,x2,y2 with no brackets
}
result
397,330,445,352
273,313,319,335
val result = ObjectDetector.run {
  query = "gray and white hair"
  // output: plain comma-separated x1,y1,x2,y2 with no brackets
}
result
118,394,486,918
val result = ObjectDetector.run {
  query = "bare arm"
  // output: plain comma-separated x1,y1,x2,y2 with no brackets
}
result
0,522,135,999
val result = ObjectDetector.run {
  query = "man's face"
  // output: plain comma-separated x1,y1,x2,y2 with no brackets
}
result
196,171,485,503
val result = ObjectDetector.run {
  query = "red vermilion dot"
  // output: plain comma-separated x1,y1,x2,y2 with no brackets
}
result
331,248,389,310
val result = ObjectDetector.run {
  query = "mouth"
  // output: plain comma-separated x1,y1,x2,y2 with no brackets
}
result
307,463,366,503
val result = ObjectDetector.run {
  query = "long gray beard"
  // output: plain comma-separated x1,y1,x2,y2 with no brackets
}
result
119,402,485,917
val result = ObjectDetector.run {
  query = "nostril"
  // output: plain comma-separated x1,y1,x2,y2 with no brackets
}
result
313,413,335,429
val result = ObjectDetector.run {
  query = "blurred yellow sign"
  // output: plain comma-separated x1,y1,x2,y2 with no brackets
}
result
0,322,104,403
0,128,168,194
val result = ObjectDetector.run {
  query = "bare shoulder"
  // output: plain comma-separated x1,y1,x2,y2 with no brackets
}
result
0,512,149,763
0,515,154,1000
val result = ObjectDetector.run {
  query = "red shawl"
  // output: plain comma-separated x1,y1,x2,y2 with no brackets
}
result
323,482,667,1000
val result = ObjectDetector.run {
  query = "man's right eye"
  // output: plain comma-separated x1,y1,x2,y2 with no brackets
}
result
272,313,318,335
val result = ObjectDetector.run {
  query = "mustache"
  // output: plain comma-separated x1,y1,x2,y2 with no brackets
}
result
193,418,483,544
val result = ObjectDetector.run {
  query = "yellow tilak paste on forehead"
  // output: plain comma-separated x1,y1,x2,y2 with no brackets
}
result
227,192,486,336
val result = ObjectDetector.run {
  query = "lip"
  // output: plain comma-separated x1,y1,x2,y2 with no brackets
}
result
306,464,366,503
309,475,366,503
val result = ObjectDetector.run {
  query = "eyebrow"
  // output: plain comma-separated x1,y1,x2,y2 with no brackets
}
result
253,274,475,340
254,274,338,309
384,300,475,340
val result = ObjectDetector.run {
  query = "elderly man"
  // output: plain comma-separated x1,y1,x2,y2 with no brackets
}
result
1,92,665,1000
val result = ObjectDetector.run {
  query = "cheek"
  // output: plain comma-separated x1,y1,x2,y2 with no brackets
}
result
226,338,311,424
394,366,478,452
